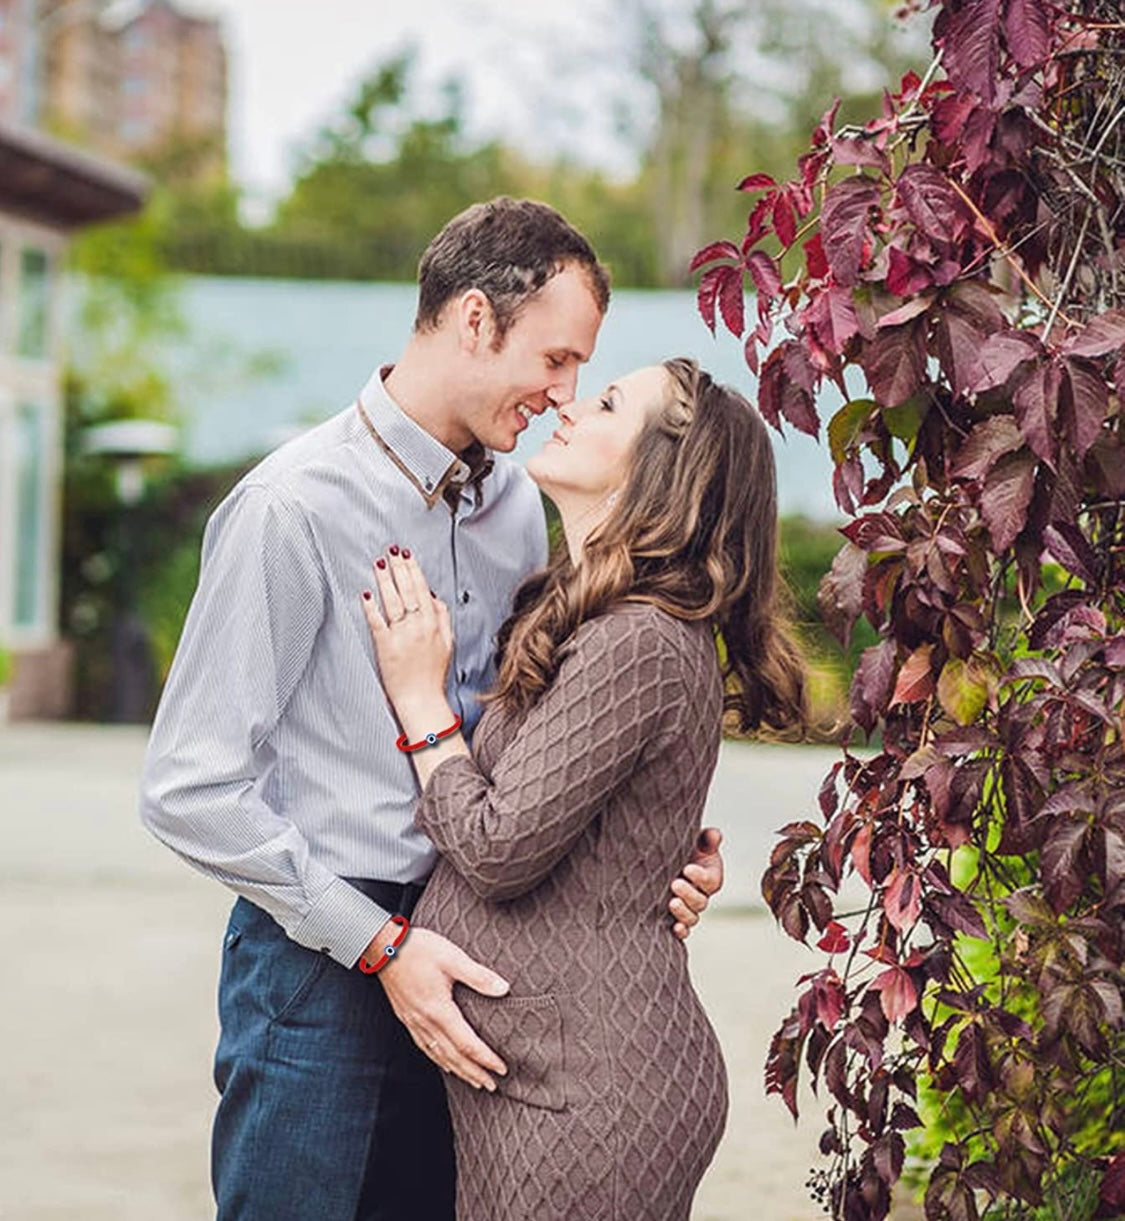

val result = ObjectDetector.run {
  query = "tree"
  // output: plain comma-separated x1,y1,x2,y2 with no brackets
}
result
614,0,928,283
623,0,744,284
695,1,1125,1217
266,50,526,281
262,47,660,286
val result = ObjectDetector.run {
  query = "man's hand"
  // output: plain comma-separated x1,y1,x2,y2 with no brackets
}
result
372,925,510,1091
668,827,725,940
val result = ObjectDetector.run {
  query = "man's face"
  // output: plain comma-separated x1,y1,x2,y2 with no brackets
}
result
459,263,604,453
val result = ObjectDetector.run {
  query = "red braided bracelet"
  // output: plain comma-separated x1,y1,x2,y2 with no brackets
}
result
395,714,462,753
357,914,410,974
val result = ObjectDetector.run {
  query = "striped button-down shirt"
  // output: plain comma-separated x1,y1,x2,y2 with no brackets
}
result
140,368,548,966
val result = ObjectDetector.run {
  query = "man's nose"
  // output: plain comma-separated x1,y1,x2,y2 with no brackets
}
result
547,366,579,407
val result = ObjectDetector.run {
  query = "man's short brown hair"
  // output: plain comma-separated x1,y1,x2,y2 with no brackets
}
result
415,197,610,343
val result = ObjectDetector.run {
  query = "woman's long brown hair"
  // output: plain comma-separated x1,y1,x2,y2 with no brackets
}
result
483,357,808,737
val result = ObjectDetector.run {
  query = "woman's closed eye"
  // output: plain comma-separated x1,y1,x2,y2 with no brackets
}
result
599,396,614,412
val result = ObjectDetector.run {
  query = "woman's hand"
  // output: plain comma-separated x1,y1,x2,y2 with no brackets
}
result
362,547,453,713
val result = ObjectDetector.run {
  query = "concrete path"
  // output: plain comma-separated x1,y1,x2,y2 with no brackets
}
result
0,724,913,1220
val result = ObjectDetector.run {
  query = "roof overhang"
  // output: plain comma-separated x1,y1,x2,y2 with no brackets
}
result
0,119,149,232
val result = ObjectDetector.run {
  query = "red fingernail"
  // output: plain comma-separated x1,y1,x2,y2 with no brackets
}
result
389,544,400,556
402,548,411,559
362,590,372,601
376,558,387,570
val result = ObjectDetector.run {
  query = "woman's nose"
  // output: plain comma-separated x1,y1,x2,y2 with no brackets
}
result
559,395,599,424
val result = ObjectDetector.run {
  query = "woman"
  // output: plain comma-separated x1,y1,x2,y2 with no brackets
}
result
361,358,807,1220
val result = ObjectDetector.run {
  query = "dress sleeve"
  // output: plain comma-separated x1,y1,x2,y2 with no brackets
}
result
414,608,687,901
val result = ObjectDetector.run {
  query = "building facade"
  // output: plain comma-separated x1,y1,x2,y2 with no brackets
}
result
0,118,146,716
0,0,33,123
0,0,228,178
40,2,120,147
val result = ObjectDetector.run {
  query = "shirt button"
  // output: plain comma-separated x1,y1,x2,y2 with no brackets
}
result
424,477,433,491
461,590,470,603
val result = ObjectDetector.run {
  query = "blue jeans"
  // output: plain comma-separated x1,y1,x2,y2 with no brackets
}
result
212,882,455,1220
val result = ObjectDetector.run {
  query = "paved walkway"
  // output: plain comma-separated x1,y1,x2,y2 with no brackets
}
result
0,723,917,1219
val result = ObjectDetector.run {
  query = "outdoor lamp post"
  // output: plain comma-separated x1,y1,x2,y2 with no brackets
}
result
82,418,177,723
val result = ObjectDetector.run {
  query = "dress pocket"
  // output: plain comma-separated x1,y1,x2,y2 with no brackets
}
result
455,988,569,1112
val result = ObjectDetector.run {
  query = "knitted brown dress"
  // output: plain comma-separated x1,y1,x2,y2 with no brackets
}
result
411,602,729,1221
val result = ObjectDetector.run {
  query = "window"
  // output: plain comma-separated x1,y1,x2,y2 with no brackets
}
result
17,248,50,359
12,403,45,630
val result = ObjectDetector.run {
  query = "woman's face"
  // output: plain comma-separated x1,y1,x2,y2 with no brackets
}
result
527,365,671,498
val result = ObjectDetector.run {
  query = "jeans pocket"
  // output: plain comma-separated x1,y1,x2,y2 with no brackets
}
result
219,899,329,1027
455,989,569,1112
268,946,329,1025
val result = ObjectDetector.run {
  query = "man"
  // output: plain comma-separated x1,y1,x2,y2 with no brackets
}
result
141,197,724,1220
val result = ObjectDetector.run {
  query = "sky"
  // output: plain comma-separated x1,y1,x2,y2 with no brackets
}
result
183,0,628,209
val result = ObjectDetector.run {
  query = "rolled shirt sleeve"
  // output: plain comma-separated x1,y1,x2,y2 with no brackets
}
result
139,483,391,966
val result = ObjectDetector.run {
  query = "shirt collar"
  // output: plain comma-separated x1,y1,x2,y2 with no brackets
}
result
357,366,494,511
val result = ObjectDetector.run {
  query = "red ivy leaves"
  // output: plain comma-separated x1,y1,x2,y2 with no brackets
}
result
758,341,820,438
695,262,744,337
980,448,1037,551
694,0,1124,1215
821,176,881,287
1004,0,1053,70
884,867,923,934
937,0,1004,105
1064,308,1125,358
891,643,937,705
872,966,918,1023
818,920,852,953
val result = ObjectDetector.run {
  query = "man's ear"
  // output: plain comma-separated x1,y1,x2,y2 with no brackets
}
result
456,288,495,353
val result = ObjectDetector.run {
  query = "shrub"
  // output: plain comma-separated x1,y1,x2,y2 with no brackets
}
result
696,1,1125,1216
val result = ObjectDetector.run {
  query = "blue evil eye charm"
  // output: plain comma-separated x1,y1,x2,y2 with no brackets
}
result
385,944,396,957
426,733,438,745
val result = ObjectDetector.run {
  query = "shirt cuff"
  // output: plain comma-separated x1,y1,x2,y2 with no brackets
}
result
289,875,393,968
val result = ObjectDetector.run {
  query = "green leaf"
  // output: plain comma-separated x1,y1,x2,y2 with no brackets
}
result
828,398,877,464
937,655,990,725
882,394,927,443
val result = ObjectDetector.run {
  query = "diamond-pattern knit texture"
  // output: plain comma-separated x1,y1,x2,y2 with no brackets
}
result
413,602,729,1220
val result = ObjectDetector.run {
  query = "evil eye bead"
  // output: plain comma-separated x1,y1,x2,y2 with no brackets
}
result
426,733,438,745
385,944,396,957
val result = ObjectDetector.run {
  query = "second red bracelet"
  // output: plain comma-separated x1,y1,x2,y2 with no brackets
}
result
396,715,462,753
